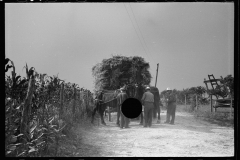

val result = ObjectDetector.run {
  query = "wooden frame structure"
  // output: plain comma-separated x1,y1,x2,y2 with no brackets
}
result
203,74,234,118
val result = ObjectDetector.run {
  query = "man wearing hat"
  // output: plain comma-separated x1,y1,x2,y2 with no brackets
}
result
141,86,155,127
117,86,130,129
164,88,177,125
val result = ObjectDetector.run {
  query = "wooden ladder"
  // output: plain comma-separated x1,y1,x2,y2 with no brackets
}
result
208,74,220,99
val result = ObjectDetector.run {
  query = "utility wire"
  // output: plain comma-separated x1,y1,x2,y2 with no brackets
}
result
128,5,207,83
129,3,153,63
128,4,158,83
124,4,200,87
123,3,149,61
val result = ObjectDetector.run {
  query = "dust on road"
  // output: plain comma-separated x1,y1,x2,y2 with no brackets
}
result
73,108,234,157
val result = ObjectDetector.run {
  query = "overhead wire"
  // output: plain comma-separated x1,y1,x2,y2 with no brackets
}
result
128,4,207,81
128,3,157,84
129,3,153,63
124,4,203,88
123,3,149,61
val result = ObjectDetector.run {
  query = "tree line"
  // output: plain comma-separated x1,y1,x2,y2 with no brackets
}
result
160,74,234,110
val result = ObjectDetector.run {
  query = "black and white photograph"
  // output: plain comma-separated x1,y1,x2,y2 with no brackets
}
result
5,2,234,157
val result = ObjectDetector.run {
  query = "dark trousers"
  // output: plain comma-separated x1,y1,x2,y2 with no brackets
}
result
166,103,176,124
120,110,129,128
153,106,161,121
143,102,154,127
116,105,120,125
140,112,143,124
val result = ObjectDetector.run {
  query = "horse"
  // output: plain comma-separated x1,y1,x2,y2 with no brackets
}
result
91,83,137,126
150,86,162,123
91,89,119,125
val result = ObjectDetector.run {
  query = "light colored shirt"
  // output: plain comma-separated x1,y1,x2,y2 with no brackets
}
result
141,91,154,103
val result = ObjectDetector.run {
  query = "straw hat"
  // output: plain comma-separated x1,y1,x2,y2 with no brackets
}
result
166,87,172,91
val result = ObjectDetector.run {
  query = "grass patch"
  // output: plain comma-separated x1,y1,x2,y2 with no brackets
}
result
193,105,234,128
177,104,193,112
176,104,234,128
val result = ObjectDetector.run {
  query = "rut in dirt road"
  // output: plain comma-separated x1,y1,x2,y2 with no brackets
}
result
74,109,234,157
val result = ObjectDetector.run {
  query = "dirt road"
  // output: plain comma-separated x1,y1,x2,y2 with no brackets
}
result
72,107,234,157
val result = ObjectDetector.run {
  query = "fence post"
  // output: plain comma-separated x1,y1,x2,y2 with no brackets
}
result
59,83,64,119
79,91,83,118
214,97,217,113
210,95,213,112
20,77,35,135
108,106,111,122
196,95,198,111
185,95,187,108
176,94,178,105
86,91,88,110
73,87,76,121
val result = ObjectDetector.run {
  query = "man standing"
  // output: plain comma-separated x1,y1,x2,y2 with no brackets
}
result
117,86,130,129
164,88,177,125
141,86,154,127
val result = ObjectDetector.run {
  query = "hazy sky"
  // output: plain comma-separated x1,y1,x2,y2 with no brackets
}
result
5,3,234,92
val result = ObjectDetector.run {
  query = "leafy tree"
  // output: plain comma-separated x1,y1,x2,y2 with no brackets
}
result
195,86,206,96
219,75,234,97
160,86,208,107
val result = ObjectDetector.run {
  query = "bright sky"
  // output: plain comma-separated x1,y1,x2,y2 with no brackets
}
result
5,3,234,93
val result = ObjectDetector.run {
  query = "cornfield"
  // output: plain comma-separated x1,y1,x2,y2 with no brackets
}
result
5,58,94,157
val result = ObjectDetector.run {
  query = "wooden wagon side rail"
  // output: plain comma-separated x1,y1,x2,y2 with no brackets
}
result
213,98,234,108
